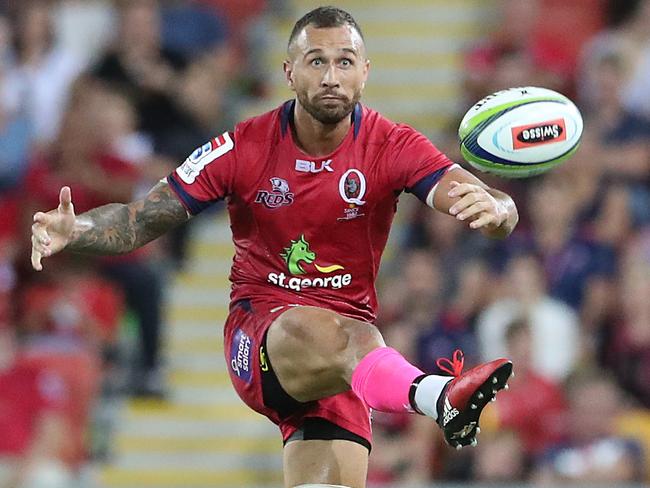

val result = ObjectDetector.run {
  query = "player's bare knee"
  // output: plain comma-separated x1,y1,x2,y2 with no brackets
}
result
269,307,348,370
268,307,384,379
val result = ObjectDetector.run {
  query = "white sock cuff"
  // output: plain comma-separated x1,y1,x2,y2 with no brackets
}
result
413,374,453,420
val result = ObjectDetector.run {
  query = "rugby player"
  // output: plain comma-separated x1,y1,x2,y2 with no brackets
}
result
31,7,518,487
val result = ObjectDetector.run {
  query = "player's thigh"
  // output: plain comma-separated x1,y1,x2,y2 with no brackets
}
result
283,439,368,488
266,306,384,402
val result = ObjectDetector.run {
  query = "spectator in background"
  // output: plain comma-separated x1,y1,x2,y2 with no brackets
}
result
196,0,290,98
53,0,116,66
158,0,238,149
603,230,650,408
2,0,83,146
0,91,32,193
17,266,108,470
0,14,33,194
93,0,235,269
472,430,527,483
464,0,604,101
378,250,479,372
611,0,650,120
92,0,191,156
489,318,566,458
378,249,442,330
405,209,494,302
477,252,580,382
160,0,228,61
0,326,73,488
522,175,618,313
414,258,484,373
18,256,124,354
367,413,435,485
24,79,139,213
532,371,645,484
579,49,650,181
157,52,237,163
579,183,639,357
23,79,166,398
0,195,18,329
92,0,236,165
368,303,441,486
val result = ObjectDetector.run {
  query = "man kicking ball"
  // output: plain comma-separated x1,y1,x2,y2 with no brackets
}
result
31,7,517,487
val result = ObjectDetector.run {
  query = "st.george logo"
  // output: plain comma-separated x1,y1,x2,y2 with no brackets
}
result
267,235,352,292
255,177,294,209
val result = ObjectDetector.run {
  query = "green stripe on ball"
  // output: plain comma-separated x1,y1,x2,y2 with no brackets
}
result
459,96,567,141
460,142,581,179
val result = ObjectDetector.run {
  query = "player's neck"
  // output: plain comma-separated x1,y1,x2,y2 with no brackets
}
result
292,102,352,157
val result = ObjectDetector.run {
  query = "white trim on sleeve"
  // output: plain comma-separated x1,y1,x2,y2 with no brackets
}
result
425,163,461,208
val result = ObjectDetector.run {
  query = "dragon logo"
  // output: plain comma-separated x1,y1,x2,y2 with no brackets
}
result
280,235,316,275
280,235,345,275
269,235,351,292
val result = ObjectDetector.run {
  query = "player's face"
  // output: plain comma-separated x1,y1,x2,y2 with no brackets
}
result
285,25,369,125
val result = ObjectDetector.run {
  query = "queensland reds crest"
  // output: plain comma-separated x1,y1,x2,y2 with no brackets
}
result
338,169,366,220
255,177,295,209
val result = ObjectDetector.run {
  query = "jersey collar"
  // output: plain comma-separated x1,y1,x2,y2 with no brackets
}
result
281,99,363,140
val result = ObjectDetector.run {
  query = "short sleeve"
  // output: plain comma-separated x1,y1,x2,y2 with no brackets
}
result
167,131,236,215
390,125,455,203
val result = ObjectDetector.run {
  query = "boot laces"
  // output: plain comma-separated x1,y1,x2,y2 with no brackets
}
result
436,349,465,377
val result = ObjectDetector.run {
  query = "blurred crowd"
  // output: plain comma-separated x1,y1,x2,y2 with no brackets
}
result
0,0,287,485
370,0,650,485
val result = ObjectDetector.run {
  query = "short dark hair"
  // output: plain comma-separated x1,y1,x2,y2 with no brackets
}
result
288,6,364,51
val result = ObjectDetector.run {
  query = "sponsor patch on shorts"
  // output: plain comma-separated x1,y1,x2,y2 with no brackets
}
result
230,328,253,383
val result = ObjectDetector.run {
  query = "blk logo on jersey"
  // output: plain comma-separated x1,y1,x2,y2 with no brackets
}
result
295,159,334,173
255,177,294,208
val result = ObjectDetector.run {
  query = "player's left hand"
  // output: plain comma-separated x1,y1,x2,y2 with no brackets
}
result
447,181,506,231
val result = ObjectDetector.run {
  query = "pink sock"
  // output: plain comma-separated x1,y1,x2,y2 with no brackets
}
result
351,347,424,413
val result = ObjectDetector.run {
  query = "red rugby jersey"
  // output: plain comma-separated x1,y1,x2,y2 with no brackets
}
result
168,101,454,322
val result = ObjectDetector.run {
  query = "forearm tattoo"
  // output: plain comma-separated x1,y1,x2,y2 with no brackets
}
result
67,182,189,255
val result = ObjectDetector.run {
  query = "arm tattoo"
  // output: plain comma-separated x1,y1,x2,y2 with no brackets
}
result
67,181,190,255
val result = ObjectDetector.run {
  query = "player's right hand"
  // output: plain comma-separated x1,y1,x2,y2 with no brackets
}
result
31,186,76,271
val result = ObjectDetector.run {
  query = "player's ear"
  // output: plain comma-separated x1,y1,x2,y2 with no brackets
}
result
284,59,295,91
361,58,370,89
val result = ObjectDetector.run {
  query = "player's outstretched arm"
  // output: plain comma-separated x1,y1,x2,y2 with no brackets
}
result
31,181,189,271
432,167,518,239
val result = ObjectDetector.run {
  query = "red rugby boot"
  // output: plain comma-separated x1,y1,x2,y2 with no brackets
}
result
434,350,513,449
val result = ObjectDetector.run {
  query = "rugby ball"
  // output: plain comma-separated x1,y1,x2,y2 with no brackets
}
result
459,86,583,178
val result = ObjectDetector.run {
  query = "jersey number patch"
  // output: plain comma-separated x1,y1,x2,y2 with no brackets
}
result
176,132,234,184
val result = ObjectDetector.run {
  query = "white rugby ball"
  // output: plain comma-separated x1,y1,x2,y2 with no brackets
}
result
458,86,583,178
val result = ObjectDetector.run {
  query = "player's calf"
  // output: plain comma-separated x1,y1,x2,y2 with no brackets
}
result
351,347,513,449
